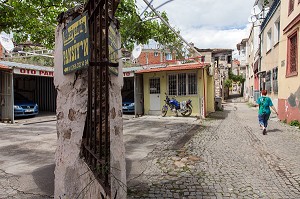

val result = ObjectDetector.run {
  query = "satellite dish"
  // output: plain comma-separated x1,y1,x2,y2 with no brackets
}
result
0,35,14,52
251,4,262,16
132,44,142,59
248,15,258,23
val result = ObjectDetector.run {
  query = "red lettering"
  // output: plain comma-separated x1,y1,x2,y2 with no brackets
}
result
31,70,36,74
39,71,44,75
44,71,49,76
49,72,54,76
20,69,26,74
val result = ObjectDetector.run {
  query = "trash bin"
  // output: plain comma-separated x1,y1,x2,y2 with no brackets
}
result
215,97,222,111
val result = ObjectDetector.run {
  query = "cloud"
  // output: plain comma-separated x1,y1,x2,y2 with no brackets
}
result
136,0,255,49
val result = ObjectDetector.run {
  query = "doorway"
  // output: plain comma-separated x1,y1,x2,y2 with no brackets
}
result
149,77,161,114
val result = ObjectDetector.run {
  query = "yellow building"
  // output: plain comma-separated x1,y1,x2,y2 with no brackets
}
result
136,63,214,117
278,0,300,122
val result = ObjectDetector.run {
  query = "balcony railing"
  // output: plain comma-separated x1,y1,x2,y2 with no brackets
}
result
261,0,280,31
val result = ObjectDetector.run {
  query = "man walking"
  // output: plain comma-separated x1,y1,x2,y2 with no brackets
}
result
256,90,278,135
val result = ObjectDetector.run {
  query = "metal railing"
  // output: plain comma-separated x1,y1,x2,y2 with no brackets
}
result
81,0,119,195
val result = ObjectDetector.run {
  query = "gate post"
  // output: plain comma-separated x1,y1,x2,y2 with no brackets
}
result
54,3,126,198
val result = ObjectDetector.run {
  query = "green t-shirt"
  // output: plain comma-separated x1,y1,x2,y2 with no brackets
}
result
257,96,273,115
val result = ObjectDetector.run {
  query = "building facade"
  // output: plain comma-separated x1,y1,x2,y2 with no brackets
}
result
277,0,300,122
136,62,215,118
260,0,281,109
195,48,233,100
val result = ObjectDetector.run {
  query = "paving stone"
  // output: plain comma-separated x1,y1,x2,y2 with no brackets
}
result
127,103,300,199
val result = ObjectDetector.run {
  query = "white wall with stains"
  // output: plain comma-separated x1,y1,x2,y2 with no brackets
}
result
54,21,126,199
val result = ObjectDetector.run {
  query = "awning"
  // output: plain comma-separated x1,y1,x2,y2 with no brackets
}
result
0,61,54,77
136,63,207,74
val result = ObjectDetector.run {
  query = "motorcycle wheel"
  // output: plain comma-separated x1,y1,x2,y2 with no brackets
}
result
161,106,168,117
181,107,192,117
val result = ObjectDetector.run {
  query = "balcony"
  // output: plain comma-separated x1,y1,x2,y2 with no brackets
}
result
261,0,280,31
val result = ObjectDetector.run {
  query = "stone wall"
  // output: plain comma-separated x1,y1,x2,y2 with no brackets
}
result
54,21,126,199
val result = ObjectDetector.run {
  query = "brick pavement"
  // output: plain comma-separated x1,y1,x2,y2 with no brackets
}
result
127,102,300,199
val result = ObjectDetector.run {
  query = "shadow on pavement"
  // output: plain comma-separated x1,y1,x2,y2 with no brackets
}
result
32,163,55,196
171,124,202,150
267,128,283,133
207,109,230,120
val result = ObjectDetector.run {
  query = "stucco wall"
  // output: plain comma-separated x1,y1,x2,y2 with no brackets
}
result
206,74,215,113
54,22,126,199
277,1,300,122
246,27,257,103
260,4,280,108
143,69,204,117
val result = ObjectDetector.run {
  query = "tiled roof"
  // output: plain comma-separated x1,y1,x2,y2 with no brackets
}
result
136,63,207,74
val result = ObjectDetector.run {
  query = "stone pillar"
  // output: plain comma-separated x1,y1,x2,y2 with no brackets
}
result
54,19,126,199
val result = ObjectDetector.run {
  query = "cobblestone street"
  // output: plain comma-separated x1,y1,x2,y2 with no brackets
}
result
127,102,300,199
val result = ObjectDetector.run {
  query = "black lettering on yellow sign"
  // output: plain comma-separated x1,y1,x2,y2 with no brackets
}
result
63,12,89,75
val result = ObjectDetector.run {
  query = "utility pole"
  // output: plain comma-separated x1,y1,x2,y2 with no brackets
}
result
141,0,202,57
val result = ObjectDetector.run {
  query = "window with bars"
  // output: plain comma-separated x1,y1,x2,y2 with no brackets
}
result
273,67,278,93
287,31,298,77
149,78,160,94
289,0,295,14
168,74,177,95
265,70,272,93
168,73,197,96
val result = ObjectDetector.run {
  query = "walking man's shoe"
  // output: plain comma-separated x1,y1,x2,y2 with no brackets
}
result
263,129,267,135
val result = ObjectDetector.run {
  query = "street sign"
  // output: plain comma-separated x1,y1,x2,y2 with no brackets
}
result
63,12,89,75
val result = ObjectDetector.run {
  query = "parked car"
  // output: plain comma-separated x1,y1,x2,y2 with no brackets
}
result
122,91,134,113
14,93,39,117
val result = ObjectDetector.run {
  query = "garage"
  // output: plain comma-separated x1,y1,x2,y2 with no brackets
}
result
0,61,56,123
122,67,144,116
122,68,135,114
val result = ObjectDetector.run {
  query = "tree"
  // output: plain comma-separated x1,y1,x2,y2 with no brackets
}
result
0,0,181,51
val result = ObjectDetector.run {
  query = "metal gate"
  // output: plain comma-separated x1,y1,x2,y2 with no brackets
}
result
81,0,119,195
0,71,13,123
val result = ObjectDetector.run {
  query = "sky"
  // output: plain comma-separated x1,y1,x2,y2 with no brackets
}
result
136,0,256,54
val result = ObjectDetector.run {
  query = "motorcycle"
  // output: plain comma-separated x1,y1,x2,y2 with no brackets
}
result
161,93,193,117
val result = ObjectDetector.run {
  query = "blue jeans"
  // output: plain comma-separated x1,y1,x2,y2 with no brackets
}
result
258,113,270,128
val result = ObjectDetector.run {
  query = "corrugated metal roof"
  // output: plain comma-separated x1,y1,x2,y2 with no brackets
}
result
136,63,207,74
0,61,54,71
123,67,143,72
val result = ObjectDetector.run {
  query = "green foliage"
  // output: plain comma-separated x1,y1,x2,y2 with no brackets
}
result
115,0,182,52
0,0,82,48
289,120,300,127
6,56,54,67
228,70,245,84
1,0,181,52
224,79,232,88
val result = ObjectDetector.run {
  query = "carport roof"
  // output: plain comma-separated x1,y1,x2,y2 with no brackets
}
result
0,61,54,71
136,63,208,74
0,64,12,71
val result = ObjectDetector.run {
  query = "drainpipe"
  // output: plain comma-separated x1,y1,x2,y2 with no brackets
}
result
11,72,14,124
202,68,206,118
